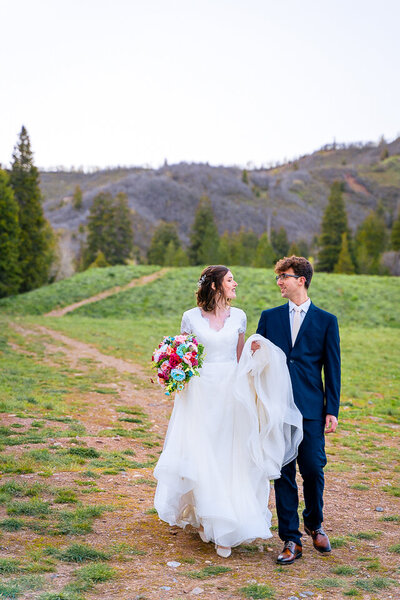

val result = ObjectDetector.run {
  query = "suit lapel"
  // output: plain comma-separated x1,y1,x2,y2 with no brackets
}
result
293,301,315,347
280,303,292,348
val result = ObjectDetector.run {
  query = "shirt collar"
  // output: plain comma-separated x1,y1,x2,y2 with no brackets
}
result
289,298,311,313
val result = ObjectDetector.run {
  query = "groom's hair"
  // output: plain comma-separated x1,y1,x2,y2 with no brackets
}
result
275,256,313,289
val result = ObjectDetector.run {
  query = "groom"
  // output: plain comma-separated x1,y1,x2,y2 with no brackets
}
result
255,255,340,565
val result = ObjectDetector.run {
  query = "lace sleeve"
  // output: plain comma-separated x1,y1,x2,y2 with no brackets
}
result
181,311,192,334
238,310,247,334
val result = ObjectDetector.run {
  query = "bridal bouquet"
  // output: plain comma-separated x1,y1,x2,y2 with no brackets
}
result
152,334,205,395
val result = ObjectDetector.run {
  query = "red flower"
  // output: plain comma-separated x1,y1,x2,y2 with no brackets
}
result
169,354,181,368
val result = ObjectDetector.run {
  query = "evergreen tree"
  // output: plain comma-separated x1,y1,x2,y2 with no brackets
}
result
188,196,220,265
334,233,355,274
147,222,181,265
355,209,387,273
10,126,52,291
73,185,83,209
0,169,21,297
88,250,110,268
83,192,133,268
391,212,400,251
297,239,310,258
218,231,233,265
172,246,189,266
253,233,275,267
242,169,249,184
288,242,300,256
317,181,349,272
231,229,258,265
83,192,114,268
271,227,289,258
108,193,134,265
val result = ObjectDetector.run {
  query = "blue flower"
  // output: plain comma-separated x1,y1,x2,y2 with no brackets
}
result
171,368,185,381
176,344,187,358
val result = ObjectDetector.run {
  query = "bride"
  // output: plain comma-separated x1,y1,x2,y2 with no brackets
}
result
154,265,302,558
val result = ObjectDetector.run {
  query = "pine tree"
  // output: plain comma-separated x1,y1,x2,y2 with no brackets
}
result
355,209,387,273
147,222,181,265
252,233,275,267
73,185,83,209
0,169,21,297
218,231,233,265
188,196,220,265
317,181,349,272
271,227,289,258
83,192,133,268
10,126,53,292
83,192,114,268
108,192,134,264
391,212,400,251
88,250,110,268
230,229,258,265
334,232,355,274
288,242,300,256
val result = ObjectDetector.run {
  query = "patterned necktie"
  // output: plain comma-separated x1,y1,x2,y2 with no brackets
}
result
292,306,302,346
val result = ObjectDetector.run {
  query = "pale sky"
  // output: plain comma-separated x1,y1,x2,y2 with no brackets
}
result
1,0,399,170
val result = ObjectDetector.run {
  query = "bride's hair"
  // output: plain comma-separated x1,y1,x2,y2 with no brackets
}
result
196,265,229,312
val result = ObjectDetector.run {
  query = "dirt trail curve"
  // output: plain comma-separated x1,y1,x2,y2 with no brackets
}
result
44,267,169,317
11,323,147,379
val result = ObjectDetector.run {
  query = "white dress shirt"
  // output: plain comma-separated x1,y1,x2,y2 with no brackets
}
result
289,298,311,330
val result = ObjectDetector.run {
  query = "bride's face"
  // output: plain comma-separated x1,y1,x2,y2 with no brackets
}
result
221,270,237,300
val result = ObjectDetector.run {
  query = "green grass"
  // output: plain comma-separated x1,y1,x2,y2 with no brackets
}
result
0,558,21,574
186,565,232,578
0,264,158,315
331,565,358,575
354,577,396,591
389,543,400,553
46,543,109,562
240,583,275,599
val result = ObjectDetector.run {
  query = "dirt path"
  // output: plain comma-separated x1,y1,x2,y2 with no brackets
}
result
5,323,400,600
44,268,169,317
11,323,146,378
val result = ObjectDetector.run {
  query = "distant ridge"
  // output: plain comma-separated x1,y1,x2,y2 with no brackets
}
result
40,138,400,277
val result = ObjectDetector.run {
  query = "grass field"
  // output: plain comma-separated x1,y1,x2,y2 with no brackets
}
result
0,265,399,599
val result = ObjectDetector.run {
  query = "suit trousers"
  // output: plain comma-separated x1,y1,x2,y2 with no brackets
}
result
274,418,327,546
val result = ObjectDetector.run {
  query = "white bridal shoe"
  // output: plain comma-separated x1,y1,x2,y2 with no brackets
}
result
216,545,231,558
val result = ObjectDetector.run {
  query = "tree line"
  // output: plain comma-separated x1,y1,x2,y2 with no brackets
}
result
83,187,400,274
1,128,400,299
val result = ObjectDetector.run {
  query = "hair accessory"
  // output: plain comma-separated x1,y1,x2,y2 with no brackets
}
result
197,275,206,288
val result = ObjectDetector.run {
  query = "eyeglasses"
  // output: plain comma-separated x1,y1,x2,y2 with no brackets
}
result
275,273,301,281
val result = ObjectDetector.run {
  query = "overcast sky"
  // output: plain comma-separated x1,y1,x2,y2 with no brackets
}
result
1,0,399,170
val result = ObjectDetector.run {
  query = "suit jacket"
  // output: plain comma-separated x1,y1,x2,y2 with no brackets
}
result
256,302,341,420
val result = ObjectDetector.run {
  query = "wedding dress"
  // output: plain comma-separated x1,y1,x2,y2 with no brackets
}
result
154,306,302,548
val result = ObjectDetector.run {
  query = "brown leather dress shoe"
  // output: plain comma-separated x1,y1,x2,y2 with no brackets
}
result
276,541,302,564
304,526,331,553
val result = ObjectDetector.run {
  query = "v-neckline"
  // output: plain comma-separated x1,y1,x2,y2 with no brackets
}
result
198,307,231,332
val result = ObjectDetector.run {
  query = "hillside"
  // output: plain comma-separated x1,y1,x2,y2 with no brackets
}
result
40,138,400,277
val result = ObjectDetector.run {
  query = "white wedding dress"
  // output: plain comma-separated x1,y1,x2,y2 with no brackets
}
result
154,306,302,548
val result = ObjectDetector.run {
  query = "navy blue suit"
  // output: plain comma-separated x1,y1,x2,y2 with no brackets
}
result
257,302,340,545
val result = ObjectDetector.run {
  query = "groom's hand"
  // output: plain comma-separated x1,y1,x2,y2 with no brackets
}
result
251,341,260,353
325,414,338,434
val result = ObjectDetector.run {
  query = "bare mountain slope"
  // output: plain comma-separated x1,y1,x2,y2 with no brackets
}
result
41,139,400,276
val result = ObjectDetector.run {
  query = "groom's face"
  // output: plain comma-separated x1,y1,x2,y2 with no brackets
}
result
276,268,303,300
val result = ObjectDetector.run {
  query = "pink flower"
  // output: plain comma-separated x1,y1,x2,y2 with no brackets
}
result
182,352,194,366
175,334,186,344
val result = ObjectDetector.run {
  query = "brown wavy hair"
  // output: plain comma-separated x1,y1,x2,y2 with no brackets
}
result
196,265,230,312
275,255,313,289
